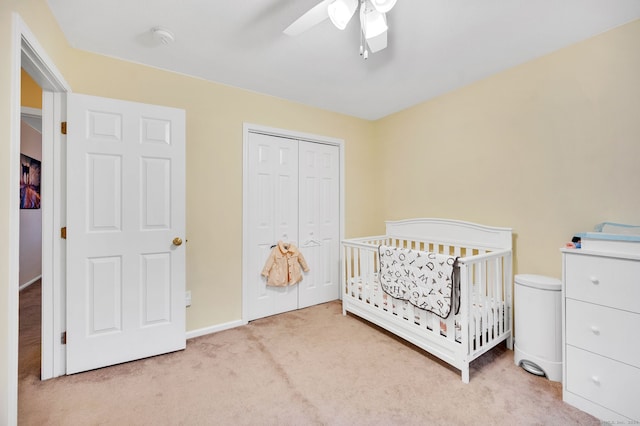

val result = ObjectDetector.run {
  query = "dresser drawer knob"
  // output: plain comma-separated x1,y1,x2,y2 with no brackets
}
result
591,376,600,385
589,276,600,285
590,326,600,335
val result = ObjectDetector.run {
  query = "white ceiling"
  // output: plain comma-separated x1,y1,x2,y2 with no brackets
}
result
46,0,640,120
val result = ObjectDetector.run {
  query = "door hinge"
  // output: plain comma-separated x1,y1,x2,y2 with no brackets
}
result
61,227,67,239
61,331,67,345
61,121,67,135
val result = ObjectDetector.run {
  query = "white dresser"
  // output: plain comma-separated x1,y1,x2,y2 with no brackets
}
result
561,248,640,422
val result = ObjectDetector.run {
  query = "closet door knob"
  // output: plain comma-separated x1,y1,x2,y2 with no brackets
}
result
173,237,183,246
591,376,600,385
590,326,600,335
589,276,599,285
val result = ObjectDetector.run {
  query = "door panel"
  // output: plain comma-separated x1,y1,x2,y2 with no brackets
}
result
87,256,122,333
141,158,171,229
87,154,122,231
141,253,172,324
66,93,185,374
298,141,340,309
246,133,299,320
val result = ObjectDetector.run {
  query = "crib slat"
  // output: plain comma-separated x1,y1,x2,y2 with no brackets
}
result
444,313,455,342
459,263,471,354
482,257,491,342
342,246,355,297
418,307,427,329
427,310,437,333
493,257,499,338
363,246,373,304
476,261,485,350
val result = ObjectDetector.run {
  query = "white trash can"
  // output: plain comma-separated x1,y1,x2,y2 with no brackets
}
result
514,274,562,382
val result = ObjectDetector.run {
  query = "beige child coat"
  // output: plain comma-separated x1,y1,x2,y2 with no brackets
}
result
261,241,310,287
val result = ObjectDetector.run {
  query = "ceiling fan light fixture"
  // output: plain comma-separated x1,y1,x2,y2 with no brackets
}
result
360,4,388,39
328,0,358,30
364,29,387,53
371,0,397,13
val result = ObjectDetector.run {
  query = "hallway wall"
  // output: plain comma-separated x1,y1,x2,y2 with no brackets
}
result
19,120,42,288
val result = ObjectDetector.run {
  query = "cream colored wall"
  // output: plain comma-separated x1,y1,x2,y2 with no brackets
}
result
61,54,381,329
21,68,42,109
3,0,382,336
376,19,640,279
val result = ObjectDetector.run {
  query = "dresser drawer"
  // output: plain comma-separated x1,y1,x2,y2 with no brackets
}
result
566,299,640,368
566,346,640,421
565,254,640,313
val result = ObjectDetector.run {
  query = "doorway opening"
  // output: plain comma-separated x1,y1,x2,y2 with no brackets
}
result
19,75,44,383
11,20,71,422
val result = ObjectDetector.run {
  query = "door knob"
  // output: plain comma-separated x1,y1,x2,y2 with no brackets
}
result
173,237,183,246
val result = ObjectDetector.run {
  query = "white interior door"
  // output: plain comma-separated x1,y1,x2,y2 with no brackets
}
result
66,93,186,374
245,131,340,321
298,141,340,308
246,133,299,320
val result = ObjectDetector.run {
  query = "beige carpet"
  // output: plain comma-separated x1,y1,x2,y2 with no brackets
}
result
19,282,597,425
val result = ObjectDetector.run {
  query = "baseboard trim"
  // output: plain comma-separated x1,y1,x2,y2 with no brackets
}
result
19,275,42,291
186,319,247,340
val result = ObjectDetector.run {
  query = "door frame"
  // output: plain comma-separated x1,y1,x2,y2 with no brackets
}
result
241,123,345,323
10,16,71,417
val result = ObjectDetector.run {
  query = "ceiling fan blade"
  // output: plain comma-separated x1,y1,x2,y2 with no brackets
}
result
283,0,332,36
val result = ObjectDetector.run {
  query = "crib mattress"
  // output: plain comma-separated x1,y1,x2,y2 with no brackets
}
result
347,275,505,344
348,274,462,342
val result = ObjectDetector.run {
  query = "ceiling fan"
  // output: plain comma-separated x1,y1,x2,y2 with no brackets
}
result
284,0,398,59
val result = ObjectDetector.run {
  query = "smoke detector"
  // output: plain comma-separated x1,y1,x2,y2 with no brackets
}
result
151,27,175,45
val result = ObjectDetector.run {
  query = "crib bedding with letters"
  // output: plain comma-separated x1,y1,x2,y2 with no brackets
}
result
378,245,458,318
342,218,513,383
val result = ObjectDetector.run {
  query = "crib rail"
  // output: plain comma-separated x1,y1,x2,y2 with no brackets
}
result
341,235,513,383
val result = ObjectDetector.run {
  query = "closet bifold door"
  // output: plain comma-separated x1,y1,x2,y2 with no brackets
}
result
245,132,341,321
297,141,340,309
246,132,299,320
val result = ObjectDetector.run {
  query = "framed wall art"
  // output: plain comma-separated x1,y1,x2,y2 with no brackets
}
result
20,154,41,209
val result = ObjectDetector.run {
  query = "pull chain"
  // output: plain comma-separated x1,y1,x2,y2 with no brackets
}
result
360,0,368,59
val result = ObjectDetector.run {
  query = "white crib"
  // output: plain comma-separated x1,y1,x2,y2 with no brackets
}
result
342,218,513,383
